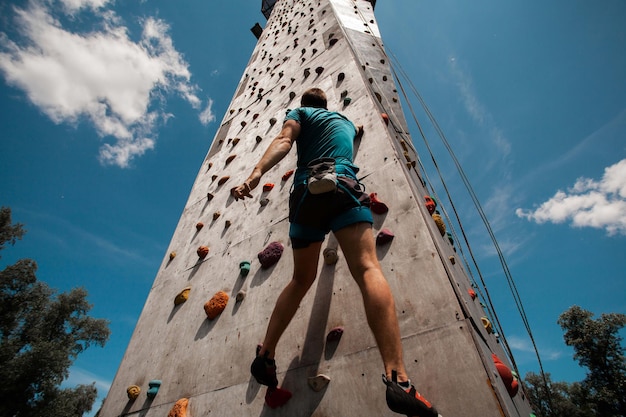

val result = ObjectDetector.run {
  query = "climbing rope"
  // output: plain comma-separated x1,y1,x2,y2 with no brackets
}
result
382,45,551,393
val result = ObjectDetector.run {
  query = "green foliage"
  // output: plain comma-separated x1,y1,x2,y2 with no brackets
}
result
558,306,626,417
524,305,626,417
0,207,111,417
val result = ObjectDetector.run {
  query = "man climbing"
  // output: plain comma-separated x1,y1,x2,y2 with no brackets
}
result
231,88,441,417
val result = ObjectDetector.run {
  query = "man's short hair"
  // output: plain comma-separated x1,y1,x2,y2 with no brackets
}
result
301,88,327,109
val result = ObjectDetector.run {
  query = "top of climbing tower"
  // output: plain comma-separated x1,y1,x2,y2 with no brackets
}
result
262,0,377,19
261,0,277,19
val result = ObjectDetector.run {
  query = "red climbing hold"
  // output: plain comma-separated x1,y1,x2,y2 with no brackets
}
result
282,169,294,181
376,228,395,245
258,242,284,269
369,193,389,214
468,288,477,300
424,196,436,215
264,387,292,409
263,183,275,192
197,246,209,259
381,113,389,125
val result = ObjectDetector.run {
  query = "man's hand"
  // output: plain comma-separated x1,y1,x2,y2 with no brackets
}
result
231,171,261,201
355,125,364,140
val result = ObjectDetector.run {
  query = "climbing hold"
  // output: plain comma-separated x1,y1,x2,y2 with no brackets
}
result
226,154,236,165
265,386,292,409
126,385,141,400
174,287,191,306
326,326,344,343
232,137,240,146
315,66,324,75
169,251,176,260
211,175,218,181
323,247,338,265
269,117,277,126
282,169,294,181
266,99,272,105
468,288,477,300
481,317,493,333
337,72,345,82
304,68,311,77
329,38,338,46
236,290,246,302
260,197,270,206
207,192,214,201
218,176,230,186
204,291,229,320
343,97,352,106
263,183,275,192
197,246,209,259
432,212,446,236
369,193,389,214
308,374,331,392
167,398,189,417
289,91,296,100
492,354,515,392
449,256,456,265
376,228,395,245
196,222,204,231
225,220,232,228
424,196,436,214
340,90,348,98
258,241,284,269
375,92,382,103
446,231,454,245
240,260,251,276
381,113,389,125
213,212,221,221
147,380,161,399
256,135,263,143
241,121,247,127
253,113,259,120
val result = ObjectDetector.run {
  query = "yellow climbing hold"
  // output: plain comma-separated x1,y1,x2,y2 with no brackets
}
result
174,287,191,306
126,385,140,400
432,212,446,236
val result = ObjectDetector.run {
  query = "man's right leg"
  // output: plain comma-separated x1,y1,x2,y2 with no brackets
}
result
257,240,323,359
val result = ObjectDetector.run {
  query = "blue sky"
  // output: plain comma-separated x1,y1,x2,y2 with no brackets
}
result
1,0,625,413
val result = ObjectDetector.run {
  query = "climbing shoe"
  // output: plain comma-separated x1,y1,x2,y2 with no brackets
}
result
251,347,278,388
383,370,441,417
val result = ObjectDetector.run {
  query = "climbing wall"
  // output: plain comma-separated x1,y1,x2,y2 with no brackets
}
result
99,1,534,416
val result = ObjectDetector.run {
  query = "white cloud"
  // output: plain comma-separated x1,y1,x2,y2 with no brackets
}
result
0,0,209,168
508,335,563,361
199,97,215,125
63,366,111,394
516,159,626,236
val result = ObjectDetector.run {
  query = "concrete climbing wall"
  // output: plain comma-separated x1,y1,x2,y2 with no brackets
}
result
99,1,534,416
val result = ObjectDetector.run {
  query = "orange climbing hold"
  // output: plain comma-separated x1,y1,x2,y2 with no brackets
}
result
204,291,229,320
381,113,389,125
481,317,493,333
369,193,389,214
492,353,518,396
169,251,176,260
282,169,294,181
263,183,275,192
167,398,189,417
197,246,209,259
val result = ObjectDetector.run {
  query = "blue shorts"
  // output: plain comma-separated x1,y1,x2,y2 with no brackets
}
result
289,177,373,249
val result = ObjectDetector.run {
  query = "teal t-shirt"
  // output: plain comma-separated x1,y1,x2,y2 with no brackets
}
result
285,107,360,184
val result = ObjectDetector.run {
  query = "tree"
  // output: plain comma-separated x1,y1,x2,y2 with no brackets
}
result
558,306,626,417
523,371,592,417
0,207,111,417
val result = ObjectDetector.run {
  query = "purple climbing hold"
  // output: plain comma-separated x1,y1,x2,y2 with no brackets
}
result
326,326,344,343
376,228,395,245
258,242,284,269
